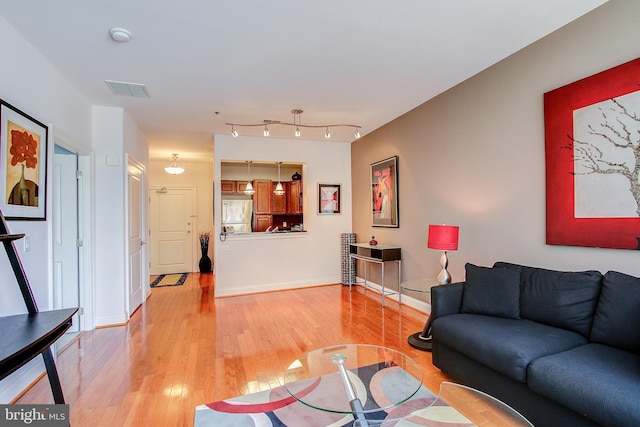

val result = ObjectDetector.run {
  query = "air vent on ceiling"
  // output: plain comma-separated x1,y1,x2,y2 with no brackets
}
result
105,80,150,98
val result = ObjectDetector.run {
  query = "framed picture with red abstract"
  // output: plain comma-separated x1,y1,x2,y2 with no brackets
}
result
371,156,399,228
544,58,640,250
0,99,48,220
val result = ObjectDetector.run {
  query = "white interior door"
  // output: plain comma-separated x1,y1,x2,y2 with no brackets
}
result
127,161,145,315
53,147,80,333
149,187,195,275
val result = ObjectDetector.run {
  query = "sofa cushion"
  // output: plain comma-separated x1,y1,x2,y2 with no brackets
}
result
493,262,602,337
461,263,520,319
431,314,588,383
528,343,640,427
591,271,640,352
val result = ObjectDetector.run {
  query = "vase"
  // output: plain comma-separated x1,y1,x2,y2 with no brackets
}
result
199,245,212,273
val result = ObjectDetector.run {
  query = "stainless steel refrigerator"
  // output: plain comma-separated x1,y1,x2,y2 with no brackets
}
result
221,199,254,233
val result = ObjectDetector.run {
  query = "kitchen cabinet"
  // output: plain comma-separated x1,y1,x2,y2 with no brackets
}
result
221,180,237,194
222,180,251,194
254,214,272,232
287,180,303,214
272,182,287,215
236,181,250,193
253,179,272,214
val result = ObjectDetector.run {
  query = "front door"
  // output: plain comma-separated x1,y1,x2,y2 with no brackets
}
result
149,187,195,275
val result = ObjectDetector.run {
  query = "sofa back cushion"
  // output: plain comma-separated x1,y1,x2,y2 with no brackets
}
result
493,262,602,337
461,263,521,319
590,271,640,352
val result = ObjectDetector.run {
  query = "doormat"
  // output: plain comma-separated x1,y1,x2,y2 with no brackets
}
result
150,273,189,288
194,364,473,426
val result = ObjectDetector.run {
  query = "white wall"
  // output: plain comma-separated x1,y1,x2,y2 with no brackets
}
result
0,15,93,402
214,134,352,296
351,0,640,292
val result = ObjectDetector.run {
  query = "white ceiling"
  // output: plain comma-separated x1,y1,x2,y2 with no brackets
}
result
0,0,607,161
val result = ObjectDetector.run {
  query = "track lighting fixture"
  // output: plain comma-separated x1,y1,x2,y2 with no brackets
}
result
225,109,361,140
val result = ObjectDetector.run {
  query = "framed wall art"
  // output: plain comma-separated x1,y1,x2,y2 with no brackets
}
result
0,99,48,220
371,156,399,228
544,57,640,250
318,183,341,214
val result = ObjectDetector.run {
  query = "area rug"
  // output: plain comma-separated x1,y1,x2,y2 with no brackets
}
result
150,272,189,288
194,363,473,426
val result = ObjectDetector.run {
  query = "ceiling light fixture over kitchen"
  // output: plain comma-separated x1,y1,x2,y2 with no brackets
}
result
227,109,361,140
274,162,285,195
244,161,255,195
164,154,185,175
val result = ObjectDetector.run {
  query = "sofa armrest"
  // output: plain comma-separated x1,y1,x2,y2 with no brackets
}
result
431,282,464,320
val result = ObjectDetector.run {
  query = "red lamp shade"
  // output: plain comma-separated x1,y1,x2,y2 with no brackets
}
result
427,224,459,251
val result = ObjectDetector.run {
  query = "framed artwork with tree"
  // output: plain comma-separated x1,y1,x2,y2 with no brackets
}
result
0,99,48,220
544,58,640,250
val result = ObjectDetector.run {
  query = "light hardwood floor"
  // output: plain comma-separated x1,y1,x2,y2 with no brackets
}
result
16,273,451,426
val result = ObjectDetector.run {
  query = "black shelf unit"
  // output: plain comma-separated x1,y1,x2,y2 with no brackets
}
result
0,210,77,404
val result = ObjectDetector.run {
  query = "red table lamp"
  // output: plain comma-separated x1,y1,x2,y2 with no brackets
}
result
428,224,459,285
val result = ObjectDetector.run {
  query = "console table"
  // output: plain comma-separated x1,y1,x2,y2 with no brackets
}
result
348,243,401,307
0,210,78,403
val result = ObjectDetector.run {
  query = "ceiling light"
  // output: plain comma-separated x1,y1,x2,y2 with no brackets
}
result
109,27,132,43
274,162,285,195
225,109,361,140
244,161,255,195
231,126,238,138
164,154,185,175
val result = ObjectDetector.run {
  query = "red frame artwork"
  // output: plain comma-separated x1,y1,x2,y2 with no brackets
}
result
544,58,640,250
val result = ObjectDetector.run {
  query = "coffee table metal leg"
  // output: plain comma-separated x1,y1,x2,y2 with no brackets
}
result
333,354,369,427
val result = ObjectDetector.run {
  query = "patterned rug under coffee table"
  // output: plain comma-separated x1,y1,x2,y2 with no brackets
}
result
194,364,473,426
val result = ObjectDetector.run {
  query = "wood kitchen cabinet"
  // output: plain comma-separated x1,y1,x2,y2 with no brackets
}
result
272,182,287,214
253,179,272,214
222,180,251,194
287,180,303,214
254,214,272,232
221,180,237,194
236,181,250,193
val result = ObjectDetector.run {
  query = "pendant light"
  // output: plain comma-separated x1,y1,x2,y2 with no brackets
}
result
274,162,285,195
244,161,255,195
164,154,185,175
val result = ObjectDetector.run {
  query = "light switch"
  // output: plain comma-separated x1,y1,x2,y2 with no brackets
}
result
24,236,30,252
106,155,120,166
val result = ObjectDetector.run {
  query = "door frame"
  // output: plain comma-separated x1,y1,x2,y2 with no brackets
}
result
125,155,148,318
49,136,94,331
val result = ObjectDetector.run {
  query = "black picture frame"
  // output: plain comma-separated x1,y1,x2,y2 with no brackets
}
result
371,156,399,228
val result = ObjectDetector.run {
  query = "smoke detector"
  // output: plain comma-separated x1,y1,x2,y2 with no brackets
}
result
109,27,132,43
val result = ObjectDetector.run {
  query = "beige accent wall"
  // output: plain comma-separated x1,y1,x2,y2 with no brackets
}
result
351,0,640,299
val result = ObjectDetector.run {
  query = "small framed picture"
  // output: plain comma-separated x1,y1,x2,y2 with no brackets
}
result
0,99,49,220
318,183,341,214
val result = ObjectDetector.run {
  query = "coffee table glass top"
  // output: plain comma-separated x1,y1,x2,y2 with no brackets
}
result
283,344,423,414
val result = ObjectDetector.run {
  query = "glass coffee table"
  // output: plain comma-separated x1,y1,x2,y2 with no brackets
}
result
283,344,423,425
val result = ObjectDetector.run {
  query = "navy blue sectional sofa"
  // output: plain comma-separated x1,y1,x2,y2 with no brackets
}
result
431,261,640,427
